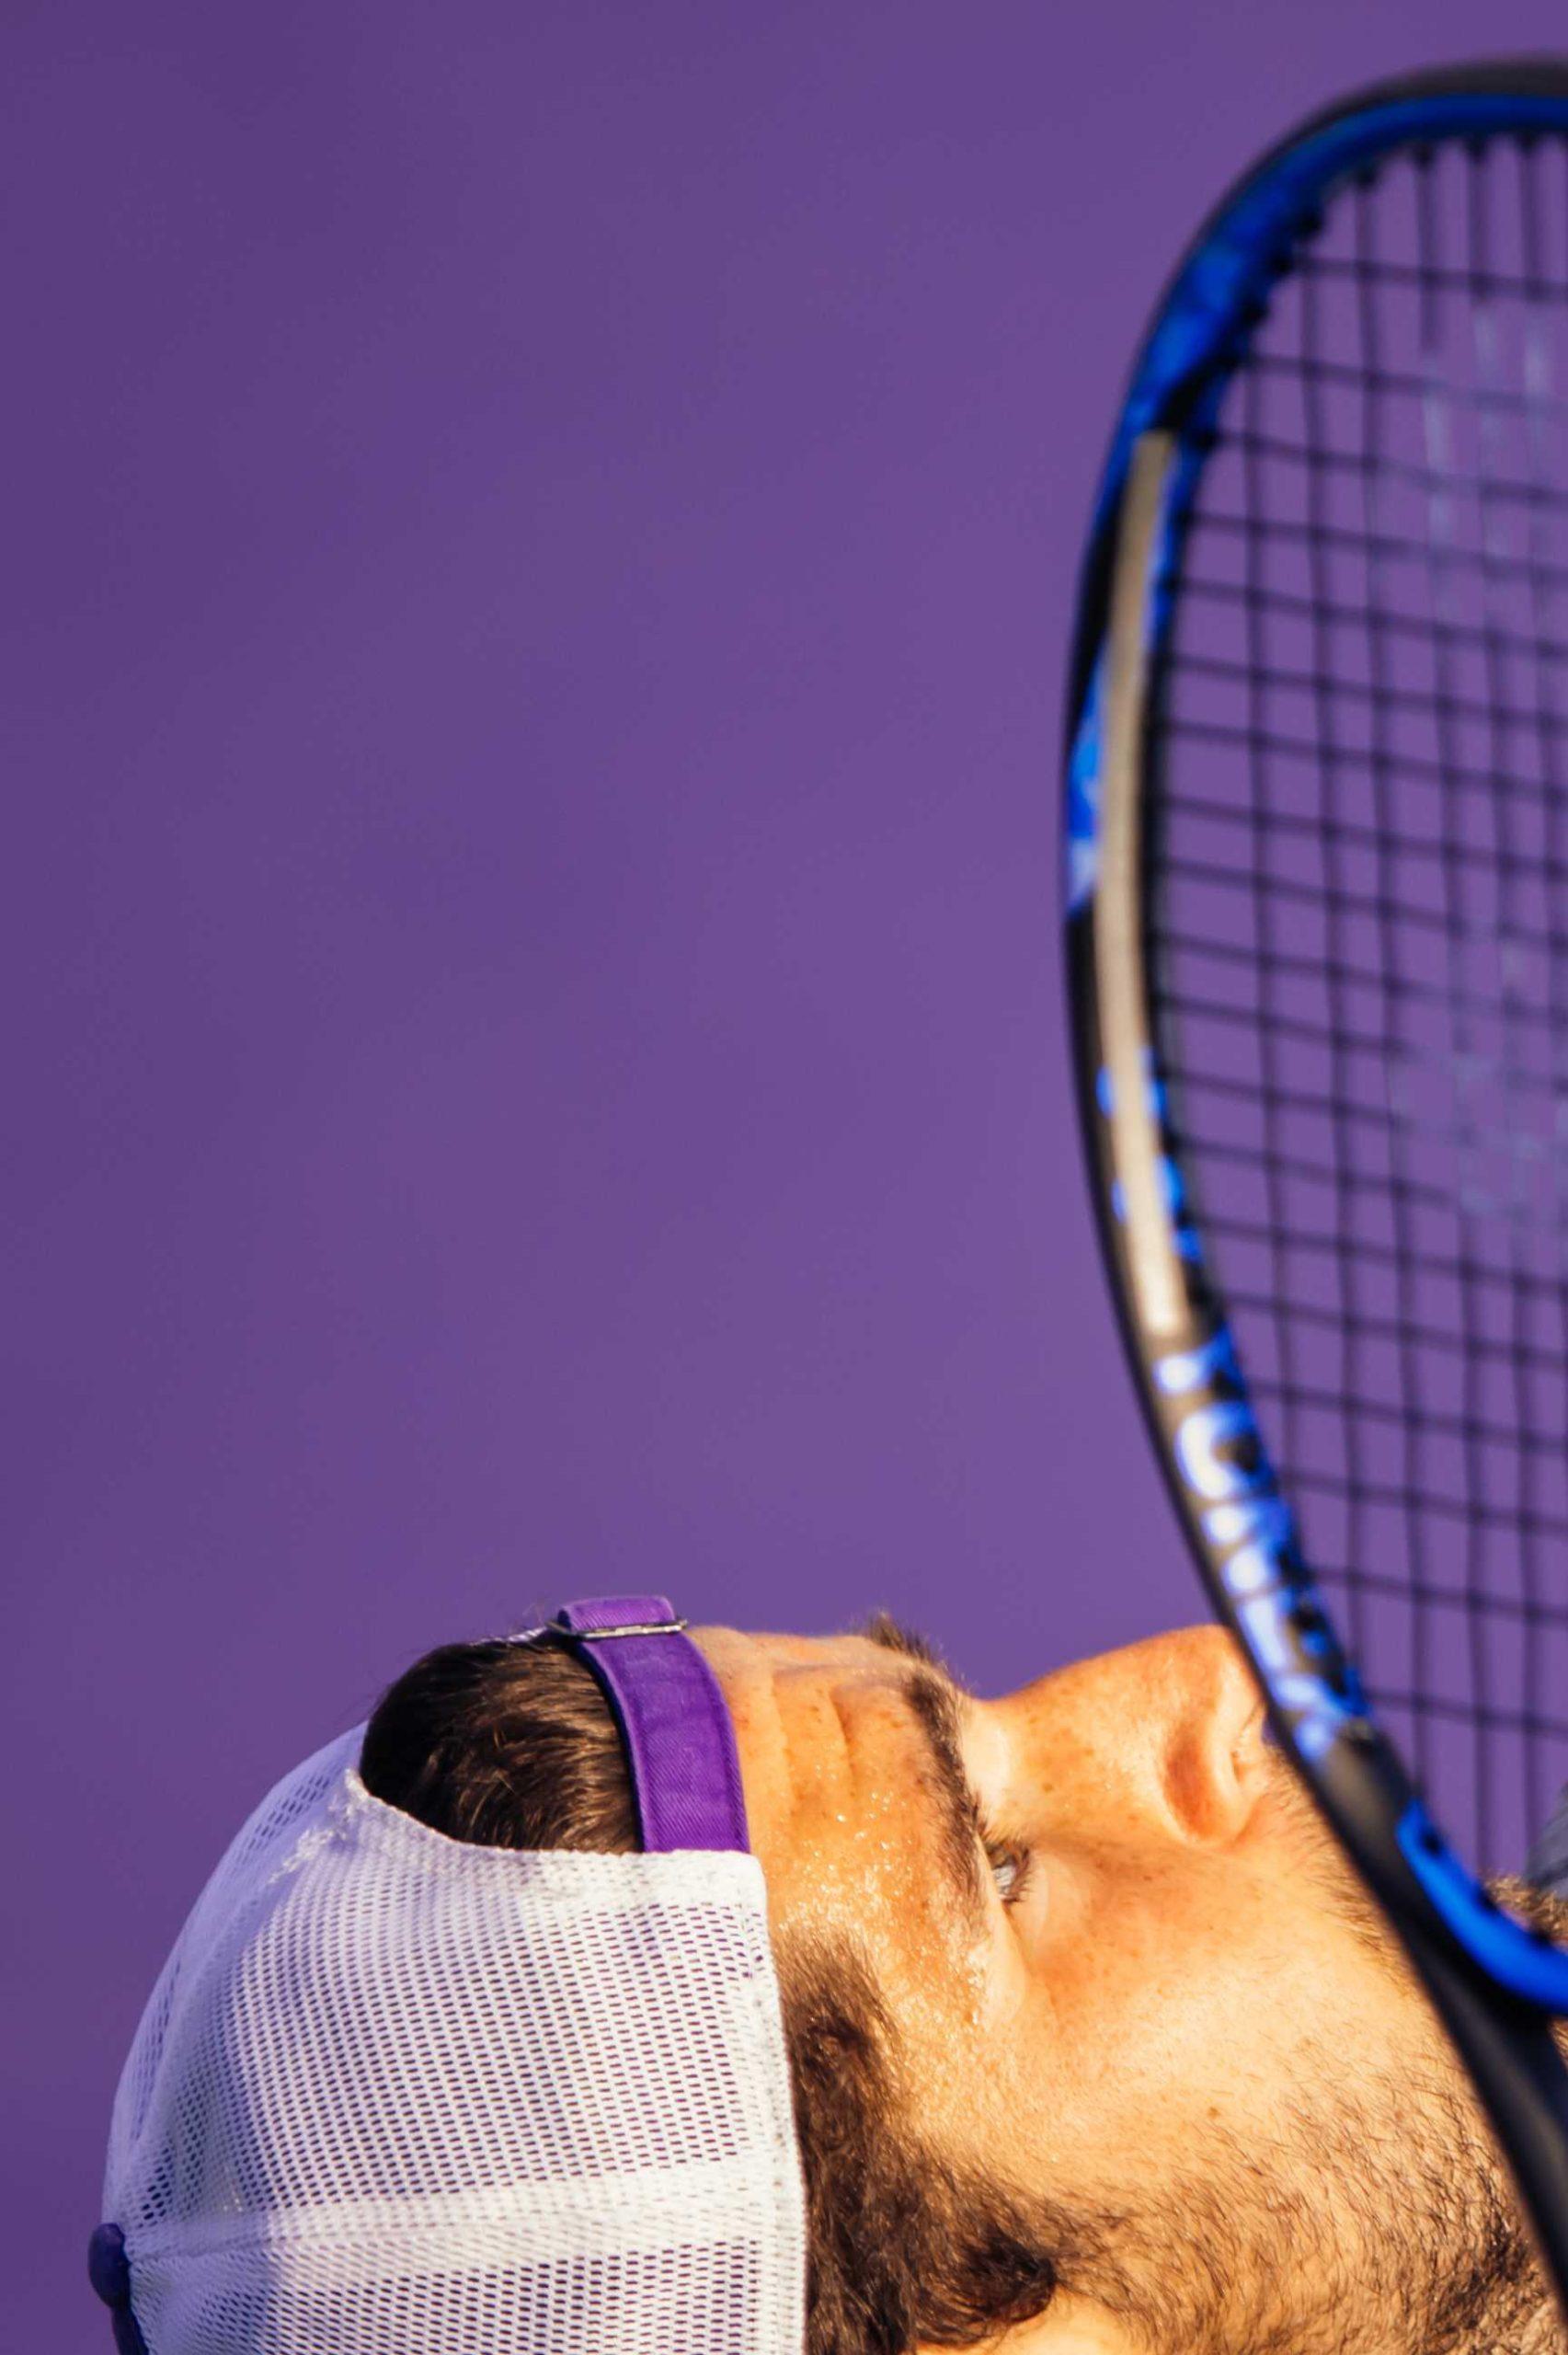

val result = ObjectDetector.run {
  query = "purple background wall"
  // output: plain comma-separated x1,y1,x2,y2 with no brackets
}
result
9,2,1566,2340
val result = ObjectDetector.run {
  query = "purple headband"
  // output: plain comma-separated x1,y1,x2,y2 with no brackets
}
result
547,1594,750,1854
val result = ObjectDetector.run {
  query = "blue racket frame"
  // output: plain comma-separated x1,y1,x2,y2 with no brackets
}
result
1063,57,1568,2308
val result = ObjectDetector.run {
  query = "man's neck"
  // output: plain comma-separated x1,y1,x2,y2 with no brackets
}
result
1485,2295,1567,2355
928,2279,1568,2355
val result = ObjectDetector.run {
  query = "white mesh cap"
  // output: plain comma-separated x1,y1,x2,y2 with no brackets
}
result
100,1726,807,2354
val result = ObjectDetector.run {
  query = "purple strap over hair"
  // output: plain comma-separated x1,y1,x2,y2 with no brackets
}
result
551,1594,750,1853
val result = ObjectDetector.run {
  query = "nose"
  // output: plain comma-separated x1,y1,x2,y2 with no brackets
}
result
1153,1626,1273,1844
1000,1626,1272,1849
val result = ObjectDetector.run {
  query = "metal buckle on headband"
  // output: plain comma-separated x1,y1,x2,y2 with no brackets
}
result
552,1614,690,1642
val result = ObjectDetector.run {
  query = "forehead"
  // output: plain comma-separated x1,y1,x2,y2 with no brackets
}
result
692,1619,982,1956
693,1619,957,1757
696,1614,951,1682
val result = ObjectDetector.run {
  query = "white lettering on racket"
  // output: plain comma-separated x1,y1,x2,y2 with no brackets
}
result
1154,1335,1349,1764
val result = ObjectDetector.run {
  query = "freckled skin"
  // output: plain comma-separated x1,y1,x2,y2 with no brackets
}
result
692,1624,1555,2355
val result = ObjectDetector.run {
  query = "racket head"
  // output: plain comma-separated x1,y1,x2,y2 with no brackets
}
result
1063,61,1568,2015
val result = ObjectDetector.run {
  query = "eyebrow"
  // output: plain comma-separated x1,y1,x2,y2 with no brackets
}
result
862,1615,990,1933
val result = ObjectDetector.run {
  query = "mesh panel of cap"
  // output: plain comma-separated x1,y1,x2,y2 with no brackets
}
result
102,1729,806,2354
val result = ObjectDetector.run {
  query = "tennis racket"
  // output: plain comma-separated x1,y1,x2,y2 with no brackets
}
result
1063,59,1568,2312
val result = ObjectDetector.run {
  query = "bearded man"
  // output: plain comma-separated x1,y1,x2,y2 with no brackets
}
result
91,1600,1568,2355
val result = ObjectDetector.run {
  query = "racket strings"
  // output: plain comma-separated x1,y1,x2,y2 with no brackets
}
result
1510,148,1568,1837
1150,134,1568,1868
1242,345,1568,418
1195,503,1568,590
1180,569,1568,670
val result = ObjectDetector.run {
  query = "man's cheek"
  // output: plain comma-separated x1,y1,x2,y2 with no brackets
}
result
1038,1868,1289,2103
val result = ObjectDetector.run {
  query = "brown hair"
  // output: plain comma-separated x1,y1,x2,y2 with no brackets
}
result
361,1634,1064,2355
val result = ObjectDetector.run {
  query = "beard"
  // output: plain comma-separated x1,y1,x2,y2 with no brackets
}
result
782,1759,1568,2355
1044,1966,1554,2355
1000,1815,1568,2355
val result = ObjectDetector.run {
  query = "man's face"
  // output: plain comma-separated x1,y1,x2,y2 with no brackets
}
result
694,1619,1562,2355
